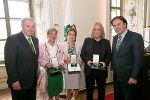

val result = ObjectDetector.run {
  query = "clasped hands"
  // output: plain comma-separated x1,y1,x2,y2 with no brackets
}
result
64,57,82,65
45,63,64,68
87,60,106,67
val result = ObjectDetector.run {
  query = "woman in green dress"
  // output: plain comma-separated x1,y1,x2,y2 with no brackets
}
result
38,27,64,100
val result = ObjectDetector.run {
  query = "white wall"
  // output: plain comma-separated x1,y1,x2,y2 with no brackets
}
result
62,0,107,45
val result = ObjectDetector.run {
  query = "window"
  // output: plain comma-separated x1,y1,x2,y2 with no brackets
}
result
0,0,30,61
110,0,122,40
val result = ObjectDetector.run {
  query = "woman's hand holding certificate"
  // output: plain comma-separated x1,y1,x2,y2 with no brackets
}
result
46,63,54,68
64,57,71,64
90,54,106,70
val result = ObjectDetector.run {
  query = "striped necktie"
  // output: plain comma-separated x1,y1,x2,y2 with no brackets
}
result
116,35,122,51
28,38,35,54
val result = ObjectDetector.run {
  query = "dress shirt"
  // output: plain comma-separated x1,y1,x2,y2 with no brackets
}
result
24,34,36,54
47,43,57,58
119,29,128,41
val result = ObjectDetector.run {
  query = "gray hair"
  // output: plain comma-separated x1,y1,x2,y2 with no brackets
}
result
47,27,58,35
21,18,35,27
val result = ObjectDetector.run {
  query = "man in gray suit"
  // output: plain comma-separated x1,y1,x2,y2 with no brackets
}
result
4,18,39,100
111,16,144,100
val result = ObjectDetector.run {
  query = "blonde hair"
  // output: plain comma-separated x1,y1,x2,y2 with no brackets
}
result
91,22,105,39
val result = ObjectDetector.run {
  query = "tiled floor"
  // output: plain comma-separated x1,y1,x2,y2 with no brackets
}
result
0,84,113,100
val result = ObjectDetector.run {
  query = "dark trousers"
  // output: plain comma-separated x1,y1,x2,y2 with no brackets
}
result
85,70,106,100
10,81,37,100
142,80,150,100
113,74,142,100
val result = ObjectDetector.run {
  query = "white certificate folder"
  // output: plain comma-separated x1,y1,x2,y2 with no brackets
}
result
68,63,81,72
68,55,81,72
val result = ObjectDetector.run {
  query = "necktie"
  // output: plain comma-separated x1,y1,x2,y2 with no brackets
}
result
28,38,35,54
116,35,122,51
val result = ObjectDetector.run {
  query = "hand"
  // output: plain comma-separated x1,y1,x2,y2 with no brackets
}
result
87,61,93,66
64,57,71,64
128,77,137,85
99,62,106,67
46,63,54,68
12,82,21,90
59,63,64,67
78,60,82,65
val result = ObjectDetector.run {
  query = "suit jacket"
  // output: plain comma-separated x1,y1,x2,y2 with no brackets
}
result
80,38,111,76
4,32,39,89
111,30,144,83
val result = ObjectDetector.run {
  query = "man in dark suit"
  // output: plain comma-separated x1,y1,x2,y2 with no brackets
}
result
111,16,144,100
4,18,39,100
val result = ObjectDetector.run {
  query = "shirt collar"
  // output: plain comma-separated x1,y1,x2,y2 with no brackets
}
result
48,42,56,48
24,35,32,40
119,29,128,39
93,38,103,42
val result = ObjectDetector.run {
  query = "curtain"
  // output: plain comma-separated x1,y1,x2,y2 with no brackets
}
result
32,0,64,43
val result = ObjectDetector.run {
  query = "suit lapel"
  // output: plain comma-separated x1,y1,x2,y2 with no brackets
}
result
117,31,130,53
91,39,94,54
113,36,118,54
18,32,36,55
18,32,33,54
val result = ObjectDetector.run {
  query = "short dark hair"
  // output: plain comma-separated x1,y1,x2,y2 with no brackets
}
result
66,28,77,42
66,28,77,37
111,16,128,28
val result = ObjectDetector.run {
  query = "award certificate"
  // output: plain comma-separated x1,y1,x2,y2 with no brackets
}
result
68,55,81,72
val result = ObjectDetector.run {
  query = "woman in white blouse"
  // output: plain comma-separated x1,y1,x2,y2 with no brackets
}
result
38,27,64,100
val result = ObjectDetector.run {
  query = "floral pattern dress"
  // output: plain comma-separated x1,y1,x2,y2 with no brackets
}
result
63,43,85,89
38,42,64,98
